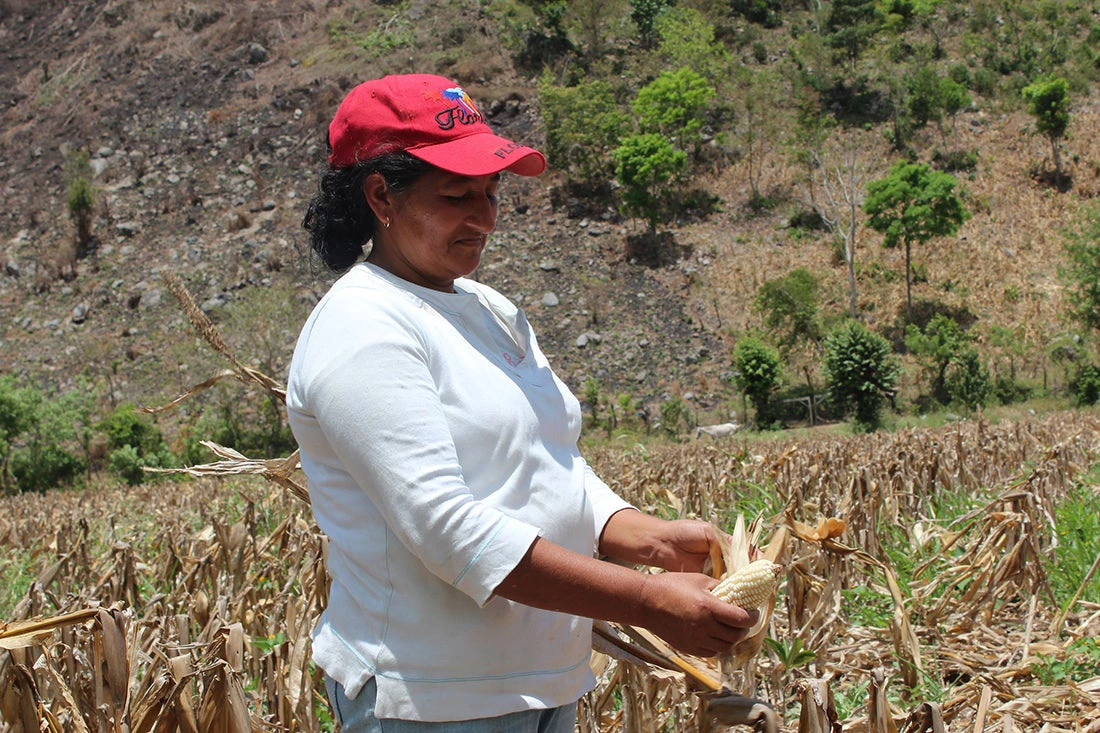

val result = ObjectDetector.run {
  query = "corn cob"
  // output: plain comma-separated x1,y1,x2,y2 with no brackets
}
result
710,559,782,610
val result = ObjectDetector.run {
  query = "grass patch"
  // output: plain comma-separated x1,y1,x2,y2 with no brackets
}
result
0,548,36,618
1050,470,1100,607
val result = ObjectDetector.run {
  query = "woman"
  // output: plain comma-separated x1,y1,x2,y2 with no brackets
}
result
286,74,756,732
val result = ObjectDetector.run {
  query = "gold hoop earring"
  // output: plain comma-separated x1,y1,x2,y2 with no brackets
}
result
383,218,391,229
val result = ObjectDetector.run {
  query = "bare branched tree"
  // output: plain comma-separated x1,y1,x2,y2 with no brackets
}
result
804,130,883,319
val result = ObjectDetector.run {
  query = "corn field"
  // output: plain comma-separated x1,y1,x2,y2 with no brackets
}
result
2,409,1100,732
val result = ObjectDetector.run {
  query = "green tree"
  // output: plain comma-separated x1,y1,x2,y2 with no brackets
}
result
755,268,823,424
566,0,627,60
1022,74,1070,182
632,67,715,157
823,321,900,432
66,148,98,260
1061,203,1100,336
630,0,673,50
99,403,164,455
613,132,687,241
731,0,782,28
1073,363,1100,407
0,376,34,493
659,395,689,438
945,348,991,411
5,382,94,493
904,313,968,406
937,76,972,153
655,7,730,81
904,67,972,152
825,0,881,70
538,74,629,185
755,268,822,351
732,66,784,206
733,335,783,428
864,162,969,321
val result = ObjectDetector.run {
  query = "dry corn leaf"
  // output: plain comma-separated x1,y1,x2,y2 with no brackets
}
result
169,655,201,733
39,653,92,733
96,607,130,707
0,609,99,650
789,515,847,542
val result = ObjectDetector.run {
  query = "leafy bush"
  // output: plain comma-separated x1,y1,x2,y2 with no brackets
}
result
733,336,782,428
108,445,146,487
991,375,1033,406
109,444,178,487
905,313,969,406
754,267,822,351
1061,203,1100,336
630,0,673,49
825,0,882,66
932,147,979,172
613,132,687,238
655,7,731,79
538,74,628,185
1072,363,1100,406
100,403,163,454
0,378,96,493
180,393,296,466
659,396,688,438
730,0,782,28
944,349,991,411
99,402,177,485
632,67,715,156
823,321,900,432
66,148,97,259
1022,75,1071,182
11,444,85,493
0,376,34,492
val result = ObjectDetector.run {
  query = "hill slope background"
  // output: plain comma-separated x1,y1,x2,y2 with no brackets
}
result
2,0,1099,440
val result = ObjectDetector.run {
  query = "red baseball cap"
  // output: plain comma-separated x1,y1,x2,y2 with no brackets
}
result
327,74,546,177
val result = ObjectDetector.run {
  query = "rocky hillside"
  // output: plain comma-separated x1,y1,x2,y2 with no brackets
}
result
1,0,1098,429
0,0,733,421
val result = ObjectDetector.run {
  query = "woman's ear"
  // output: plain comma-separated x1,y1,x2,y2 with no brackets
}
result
362,172,393,227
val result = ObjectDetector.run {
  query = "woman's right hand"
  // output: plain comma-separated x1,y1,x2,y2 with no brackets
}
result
636,572,759,658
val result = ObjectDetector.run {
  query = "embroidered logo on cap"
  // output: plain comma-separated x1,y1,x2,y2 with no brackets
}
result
433,86,484,130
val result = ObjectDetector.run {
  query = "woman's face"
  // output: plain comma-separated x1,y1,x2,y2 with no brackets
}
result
365,168,500,292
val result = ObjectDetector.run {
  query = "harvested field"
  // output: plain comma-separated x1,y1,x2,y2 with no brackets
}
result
2,411,1100,731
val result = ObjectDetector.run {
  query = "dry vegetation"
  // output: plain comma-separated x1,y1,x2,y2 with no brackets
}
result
3,410,1099,731
5,2,1100,731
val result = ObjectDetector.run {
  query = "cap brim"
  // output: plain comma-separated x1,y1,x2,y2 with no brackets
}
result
407,132,547,177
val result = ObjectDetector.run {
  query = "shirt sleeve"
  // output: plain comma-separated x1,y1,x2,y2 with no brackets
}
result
581,459,634,539
296,289,540,607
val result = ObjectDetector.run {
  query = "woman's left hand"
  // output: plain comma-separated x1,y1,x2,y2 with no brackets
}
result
646,518,725,573
599,510,726,574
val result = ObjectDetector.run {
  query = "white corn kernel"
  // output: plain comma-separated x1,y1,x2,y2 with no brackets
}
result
710,559,782,610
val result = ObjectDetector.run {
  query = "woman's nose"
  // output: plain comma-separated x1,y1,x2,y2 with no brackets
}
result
468,194,497,233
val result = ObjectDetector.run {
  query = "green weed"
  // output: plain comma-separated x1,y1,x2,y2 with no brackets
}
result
1032,637,1100,685
1049,475,1100,607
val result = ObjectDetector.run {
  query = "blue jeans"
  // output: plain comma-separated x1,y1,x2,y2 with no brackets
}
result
324,677,577,733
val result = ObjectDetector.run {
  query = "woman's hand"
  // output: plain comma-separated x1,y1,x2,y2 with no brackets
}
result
636,571,758,658
599,509,727,574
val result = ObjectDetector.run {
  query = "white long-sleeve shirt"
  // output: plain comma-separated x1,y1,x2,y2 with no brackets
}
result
286,263,631,722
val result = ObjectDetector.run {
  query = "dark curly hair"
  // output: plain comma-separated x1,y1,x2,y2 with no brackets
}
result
302,151,435,272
